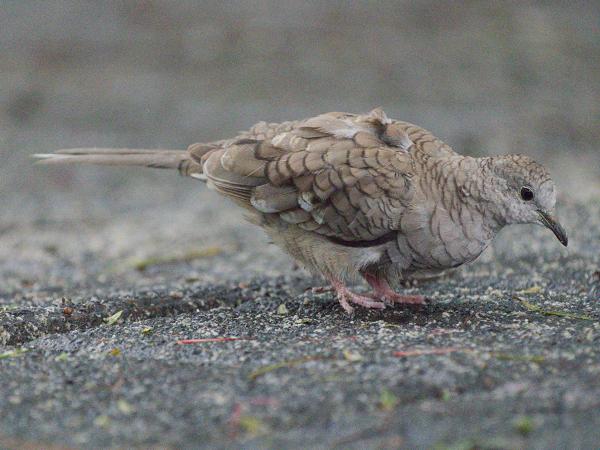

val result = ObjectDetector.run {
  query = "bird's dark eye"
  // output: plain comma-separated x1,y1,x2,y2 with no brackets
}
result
520,186,535,201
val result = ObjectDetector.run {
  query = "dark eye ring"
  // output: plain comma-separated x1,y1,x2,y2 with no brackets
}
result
520,186,535,201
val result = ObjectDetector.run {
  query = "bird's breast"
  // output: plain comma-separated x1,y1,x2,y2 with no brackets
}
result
399,203,492,271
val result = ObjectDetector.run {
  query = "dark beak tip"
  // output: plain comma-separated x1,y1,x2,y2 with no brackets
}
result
555,228,569,248
538,210,568,248
556,226,569,247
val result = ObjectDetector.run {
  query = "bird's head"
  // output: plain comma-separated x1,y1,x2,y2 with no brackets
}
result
488,154,568,247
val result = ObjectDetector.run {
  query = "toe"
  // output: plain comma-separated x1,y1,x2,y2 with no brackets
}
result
348,293,386,309
388,294,426,305
311,286,334,294
337,295,355,314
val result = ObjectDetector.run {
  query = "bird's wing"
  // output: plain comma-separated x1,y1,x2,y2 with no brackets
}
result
190,108,425,244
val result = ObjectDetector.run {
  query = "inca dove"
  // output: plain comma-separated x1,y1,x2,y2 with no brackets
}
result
34,108,568,313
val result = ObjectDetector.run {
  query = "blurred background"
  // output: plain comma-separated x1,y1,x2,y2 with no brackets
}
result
0,1,598,283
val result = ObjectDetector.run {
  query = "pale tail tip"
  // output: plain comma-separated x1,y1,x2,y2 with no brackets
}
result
31,153,71,164
32,153,57,164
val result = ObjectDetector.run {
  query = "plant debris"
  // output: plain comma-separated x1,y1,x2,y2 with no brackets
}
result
107,348,122,357
276,303,289,315
93,415,110,429
514,415,535,435
342,349,363,362
132,247,223,271
249,356,326,381
378,388,399,411
440,390,452,402
228,403,269,438
393,347,467,357
54,352,69,362
0,304,19,312
518,285,543,294
295,318,313,325
104,310,123,326
177,337,252,345
141,327,153,335
513,296,593,320
0,348,28,360
493,353,545,364
117,399,134,415
238,415,267,436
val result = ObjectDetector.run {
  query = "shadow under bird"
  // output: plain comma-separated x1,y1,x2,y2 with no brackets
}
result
34,108,568,314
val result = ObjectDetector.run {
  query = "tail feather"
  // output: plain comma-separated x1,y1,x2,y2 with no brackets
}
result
33,147,199,175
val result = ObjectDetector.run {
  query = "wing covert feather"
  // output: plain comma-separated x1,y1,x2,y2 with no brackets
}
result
195,108,451,243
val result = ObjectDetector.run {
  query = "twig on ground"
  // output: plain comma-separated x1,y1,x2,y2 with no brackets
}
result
513,295,593,320
177,337,252,345
132,246,223,271
392,347,545,364
393,347,467,357
0,348,28,360
492,353,545,364
248,356,327,381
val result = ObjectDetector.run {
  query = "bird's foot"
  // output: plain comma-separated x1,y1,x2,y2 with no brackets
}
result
330,280,385,314
363,273,426,305
377,291,426,305
338,289,386,314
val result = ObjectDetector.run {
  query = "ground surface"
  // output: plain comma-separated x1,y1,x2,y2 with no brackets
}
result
1,194,599,449
1,2,600,449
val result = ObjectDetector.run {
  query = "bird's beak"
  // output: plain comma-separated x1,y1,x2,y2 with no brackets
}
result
538,210,568,247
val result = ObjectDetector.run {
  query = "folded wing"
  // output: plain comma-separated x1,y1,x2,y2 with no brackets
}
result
195,108,418,244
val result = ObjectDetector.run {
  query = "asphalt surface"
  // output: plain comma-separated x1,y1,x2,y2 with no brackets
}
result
1,191,599,449
2,2,600,448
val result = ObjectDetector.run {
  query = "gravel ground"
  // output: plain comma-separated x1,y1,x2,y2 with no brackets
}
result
1,194,599,449
1,2,600,449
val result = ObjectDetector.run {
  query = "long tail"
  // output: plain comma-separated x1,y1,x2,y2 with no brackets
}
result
33,147,201,176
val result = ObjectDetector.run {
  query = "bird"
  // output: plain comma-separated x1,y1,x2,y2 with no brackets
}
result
34,108,568,314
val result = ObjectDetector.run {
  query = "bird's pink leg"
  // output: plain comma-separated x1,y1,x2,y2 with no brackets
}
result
363,273,426,305
329,279,386,314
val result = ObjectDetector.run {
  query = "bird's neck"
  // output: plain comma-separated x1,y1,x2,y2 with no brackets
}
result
464,156,508,233
421,155,505,237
